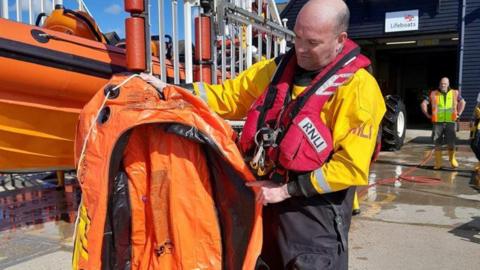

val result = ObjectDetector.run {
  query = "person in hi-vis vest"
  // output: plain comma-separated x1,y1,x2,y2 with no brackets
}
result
421,77,466,169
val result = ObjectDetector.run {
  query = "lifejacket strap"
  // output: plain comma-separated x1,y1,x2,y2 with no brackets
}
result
256,52,292,130
288,47,360,120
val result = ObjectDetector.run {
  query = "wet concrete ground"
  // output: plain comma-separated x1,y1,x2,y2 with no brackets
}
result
350,130,480,269
0,131,478,269
0,173,79,269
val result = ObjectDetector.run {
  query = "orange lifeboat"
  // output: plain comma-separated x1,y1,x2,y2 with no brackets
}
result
0,7,186,172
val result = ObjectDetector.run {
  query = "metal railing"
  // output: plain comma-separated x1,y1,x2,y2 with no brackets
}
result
0,0,91,25
0,0,293,84
151,0,294,84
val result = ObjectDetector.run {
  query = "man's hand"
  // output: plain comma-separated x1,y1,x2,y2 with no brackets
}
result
140,73,167,92
246,181,291,206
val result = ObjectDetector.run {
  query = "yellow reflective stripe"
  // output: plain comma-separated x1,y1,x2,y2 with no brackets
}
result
72,202,89,269
312,169,332,193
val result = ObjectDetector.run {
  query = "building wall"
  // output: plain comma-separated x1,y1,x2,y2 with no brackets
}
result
280,0,460,37
279,0,308,29
280,0,480,117
462,0,480,117
347,0,459,39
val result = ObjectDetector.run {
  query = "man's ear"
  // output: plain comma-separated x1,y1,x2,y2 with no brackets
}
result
336,32,348,52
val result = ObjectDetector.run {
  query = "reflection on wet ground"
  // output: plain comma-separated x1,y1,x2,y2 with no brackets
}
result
0,172,80,232
357,140,480,242
350,137,480,269
0,172,80,268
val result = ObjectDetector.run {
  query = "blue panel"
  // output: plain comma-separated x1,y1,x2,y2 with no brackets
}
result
347,0,459,38
280,0,460,37
461,0,480,117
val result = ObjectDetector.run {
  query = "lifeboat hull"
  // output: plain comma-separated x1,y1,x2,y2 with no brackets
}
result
0,18,183,172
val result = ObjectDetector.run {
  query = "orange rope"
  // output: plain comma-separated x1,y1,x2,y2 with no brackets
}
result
358,149,442,197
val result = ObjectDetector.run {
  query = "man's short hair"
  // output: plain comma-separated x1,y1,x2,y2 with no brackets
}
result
337,4,350,33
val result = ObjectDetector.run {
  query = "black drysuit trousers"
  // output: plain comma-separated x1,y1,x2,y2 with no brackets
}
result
257,187,355,270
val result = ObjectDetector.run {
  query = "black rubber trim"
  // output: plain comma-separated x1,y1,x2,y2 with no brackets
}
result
102,130,133,270
0,37,127,78
104,84,120,99
165,124,211,145
102,170,132,270
31,29,50,43
35,13,47,26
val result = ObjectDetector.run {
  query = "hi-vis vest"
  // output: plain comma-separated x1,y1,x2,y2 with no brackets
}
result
239,39,371,173
430,89,459,123
72,75,262,270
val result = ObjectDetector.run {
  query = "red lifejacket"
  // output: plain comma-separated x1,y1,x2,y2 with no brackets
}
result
239,39,371,174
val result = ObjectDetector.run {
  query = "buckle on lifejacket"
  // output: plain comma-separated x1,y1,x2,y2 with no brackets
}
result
250,127,283,177
249,144,274,177
254,127,277,147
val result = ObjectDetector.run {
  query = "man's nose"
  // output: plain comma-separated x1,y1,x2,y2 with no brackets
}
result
296,43,306,54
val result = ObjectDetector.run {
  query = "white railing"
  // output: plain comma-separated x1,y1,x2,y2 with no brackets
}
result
0,0,91,25
0,0,292,84
150,0,294,84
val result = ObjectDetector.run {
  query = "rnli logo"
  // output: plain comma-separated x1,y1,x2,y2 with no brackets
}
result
299,117,327,153
404,15,414,22
350,124,372,139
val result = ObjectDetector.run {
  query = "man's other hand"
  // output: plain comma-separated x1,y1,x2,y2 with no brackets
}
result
246,181,291,206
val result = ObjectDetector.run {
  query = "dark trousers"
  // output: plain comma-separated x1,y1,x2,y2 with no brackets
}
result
432,122,456,148
257,187,355,270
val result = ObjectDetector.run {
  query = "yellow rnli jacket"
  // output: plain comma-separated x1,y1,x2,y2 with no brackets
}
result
193,57,386,194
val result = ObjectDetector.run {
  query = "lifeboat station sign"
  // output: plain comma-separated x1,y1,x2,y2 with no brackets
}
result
385,10,419,33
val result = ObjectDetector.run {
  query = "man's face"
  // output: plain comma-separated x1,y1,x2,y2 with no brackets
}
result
439,79,449,92
294,20,343,71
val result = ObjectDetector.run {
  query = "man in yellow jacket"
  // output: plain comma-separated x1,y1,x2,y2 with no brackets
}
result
144,0,385,268
421,77,465,169
195,0,384,268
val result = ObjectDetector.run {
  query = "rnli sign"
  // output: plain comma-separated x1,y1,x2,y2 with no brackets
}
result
385,10,419,33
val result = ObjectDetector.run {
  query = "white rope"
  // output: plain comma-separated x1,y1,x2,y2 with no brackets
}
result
72,74,139,258
76,74,139,178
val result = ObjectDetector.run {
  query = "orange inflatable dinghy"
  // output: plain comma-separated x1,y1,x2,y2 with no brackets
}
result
72,74,262,269
0,9,184,172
